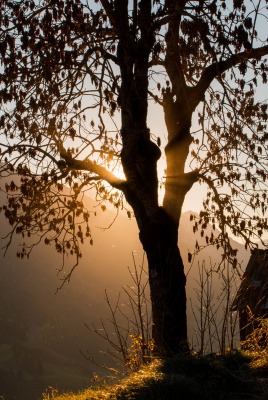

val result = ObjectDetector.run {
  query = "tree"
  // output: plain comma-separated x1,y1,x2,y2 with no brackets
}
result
0,0,268,355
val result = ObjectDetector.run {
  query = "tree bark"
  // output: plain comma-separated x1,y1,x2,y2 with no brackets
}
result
139,207,188,354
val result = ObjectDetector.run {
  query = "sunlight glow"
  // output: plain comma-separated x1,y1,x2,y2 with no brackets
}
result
113,165,126,180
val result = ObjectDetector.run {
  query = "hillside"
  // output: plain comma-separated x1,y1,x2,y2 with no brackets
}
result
0,185,249,400
44,351,268,400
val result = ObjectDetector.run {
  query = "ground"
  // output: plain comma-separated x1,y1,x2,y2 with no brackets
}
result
43,350,268,400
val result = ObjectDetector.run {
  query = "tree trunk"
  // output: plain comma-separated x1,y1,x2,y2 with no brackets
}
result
139,207,188,355
119,115,193,355
115,4,192,353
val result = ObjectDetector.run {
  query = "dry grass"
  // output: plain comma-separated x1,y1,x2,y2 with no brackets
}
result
42,359,162,400
43,351,268,400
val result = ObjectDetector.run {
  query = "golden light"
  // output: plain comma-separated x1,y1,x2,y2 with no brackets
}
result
114,165,126,180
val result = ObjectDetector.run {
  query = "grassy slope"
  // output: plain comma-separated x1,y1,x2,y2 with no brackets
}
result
43,350,268,400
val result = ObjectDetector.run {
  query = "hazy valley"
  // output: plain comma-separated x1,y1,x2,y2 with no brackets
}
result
0,189,249,399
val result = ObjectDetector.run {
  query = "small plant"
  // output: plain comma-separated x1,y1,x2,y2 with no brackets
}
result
42,387,59,400
190,259,241,355
242,317,268,352
125,332,154,371
87,252,154,373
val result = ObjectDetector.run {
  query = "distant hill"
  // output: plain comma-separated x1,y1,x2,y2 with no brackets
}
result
0,182,249,400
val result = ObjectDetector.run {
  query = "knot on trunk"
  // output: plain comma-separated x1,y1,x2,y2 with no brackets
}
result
120,129,161,164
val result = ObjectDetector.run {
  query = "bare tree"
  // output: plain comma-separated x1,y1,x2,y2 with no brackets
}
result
87,253,153,372
190,260,240,355
0,0,268,355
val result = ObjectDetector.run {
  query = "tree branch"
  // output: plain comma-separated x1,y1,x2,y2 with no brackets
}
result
194,45,268,104
164,3,186,94
148,90,163,105
60,153,126,190
100,0,116,28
